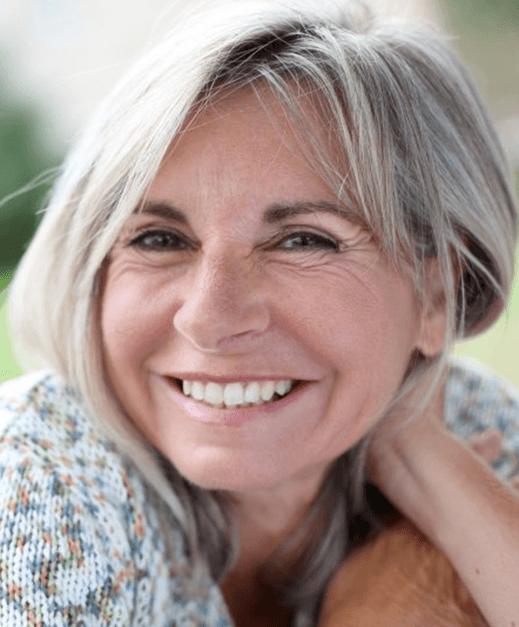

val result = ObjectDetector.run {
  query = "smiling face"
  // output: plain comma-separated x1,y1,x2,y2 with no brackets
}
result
101,88,435,494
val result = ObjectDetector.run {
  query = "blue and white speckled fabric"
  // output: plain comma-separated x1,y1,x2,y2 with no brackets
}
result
0,371,232,627
0,358,517,626
445,357,519,481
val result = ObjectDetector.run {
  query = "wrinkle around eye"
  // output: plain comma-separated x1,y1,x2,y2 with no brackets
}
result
106,241,193,278
264,228,373,260
259,234,381,284
262,251,368,277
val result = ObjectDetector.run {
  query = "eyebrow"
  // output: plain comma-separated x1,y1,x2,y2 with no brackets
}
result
136,200,360,225
262,201,360,225
135,202,189,224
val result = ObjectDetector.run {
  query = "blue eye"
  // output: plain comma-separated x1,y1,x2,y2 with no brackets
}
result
278,232,339,251
129,230,189,251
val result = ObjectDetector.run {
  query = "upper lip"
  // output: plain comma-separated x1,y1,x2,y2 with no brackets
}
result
164,373,303,383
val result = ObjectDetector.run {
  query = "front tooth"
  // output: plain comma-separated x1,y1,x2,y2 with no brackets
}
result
183,380,192,395
204,382,224,405
244,381,261,404
191,381,205,401
260,381,275,402
224,382,244,406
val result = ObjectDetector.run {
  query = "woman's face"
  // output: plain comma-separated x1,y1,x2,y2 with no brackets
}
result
101,88,435,493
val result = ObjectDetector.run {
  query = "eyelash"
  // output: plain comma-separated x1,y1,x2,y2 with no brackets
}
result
274,230,340,252
128,229,192,251
128,228,341,253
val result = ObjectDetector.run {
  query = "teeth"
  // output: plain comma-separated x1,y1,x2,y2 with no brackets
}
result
204,382,224,406
274,380,291,396
260,381,275,402
179,379,295,408
191,381,205,401
223,382,244,407
244,381,261,404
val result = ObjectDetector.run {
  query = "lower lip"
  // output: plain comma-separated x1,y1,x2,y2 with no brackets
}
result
156,377,311,427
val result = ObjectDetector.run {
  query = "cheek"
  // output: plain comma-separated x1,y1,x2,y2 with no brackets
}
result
275,266,420,369
101,271,175,378
275,270,420,442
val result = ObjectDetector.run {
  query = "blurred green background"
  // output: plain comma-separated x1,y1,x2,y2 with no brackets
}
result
0,64,61,381
442,0,519,384
0,0,518,384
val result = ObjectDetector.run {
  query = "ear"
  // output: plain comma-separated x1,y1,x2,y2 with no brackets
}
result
415,258,448,358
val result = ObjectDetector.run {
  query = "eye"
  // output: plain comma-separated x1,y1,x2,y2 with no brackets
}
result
129,229,190,251
277,231,339,252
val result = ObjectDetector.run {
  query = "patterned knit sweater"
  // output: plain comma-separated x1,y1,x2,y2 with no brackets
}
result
0,358,518,626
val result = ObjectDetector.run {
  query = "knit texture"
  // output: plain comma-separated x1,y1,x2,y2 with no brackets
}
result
445,357,519,480
0,358,517,626
0,371,232,627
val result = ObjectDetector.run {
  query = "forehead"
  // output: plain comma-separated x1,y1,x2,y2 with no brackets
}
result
147,86,341,209
171,85,330,166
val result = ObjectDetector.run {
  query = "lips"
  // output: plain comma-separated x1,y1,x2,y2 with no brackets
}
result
169,377,297,408
156,375,315,428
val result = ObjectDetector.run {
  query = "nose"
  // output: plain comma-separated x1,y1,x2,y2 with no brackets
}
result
173,253,270,352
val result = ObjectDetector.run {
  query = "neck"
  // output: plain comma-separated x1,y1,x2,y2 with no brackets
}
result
221,467,332,627
226,464,328,574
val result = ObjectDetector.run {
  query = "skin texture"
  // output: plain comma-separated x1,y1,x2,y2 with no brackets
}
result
101,88,437,501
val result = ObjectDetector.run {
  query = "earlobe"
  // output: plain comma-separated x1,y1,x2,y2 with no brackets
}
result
417,302,447,358
415,258,448,358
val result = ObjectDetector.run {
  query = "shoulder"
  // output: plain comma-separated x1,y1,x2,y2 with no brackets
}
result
1,369,106,444
444,356,519,480
0,370,98,451
0,371,144,623
0,372,232,626
0,371,124,508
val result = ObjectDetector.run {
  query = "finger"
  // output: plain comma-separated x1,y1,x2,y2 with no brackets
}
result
510,478,519,492
469,429,503,463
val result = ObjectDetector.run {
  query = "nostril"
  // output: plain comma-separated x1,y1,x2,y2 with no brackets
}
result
216,329,263,346
172,292,270,352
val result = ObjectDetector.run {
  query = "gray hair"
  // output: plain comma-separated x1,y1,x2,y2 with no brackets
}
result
8,0,517,620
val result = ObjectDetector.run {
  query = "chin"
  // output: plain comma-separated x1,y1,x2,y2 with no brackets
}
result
168,442,331,496
180,468,289,493
168,452,299,494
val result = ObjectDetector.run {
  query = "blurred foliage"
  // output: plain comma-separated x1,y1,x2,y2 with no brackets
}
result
0,66,61,278
0,65,62,378
447,0,519,27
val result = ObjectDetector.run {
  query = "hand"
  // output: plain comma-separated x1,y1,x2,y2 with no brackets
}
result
366,367,447,520
468,428,503,463
358,367,519,627
318,429,518,627
468,428,519,491
367,367,519,540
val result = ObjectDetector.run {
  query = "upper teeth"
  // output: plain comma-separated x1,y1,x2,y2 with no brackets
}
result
181,379,294,407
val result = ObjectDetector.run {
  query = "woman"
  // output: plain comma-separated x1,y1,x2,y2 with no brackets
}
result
1,1,518,625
